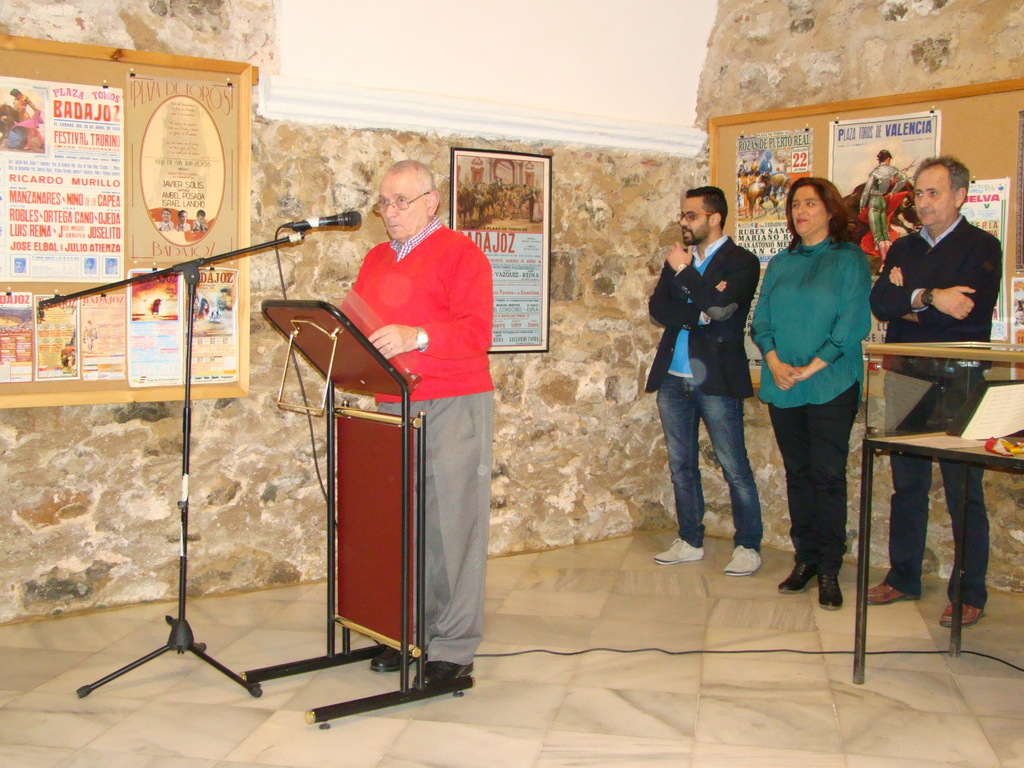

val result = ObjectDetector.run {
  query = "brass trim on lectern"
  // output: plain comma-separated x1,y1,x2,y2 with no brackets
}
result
334,406,422,429
335,616,422,657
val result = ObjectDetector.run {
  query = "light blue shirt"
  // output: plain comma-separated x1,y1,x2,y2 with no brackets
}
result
921,214,964,247
667,235,727,378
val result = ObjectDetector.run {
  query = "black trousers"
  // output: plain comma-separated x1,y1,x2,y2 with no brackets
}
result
768,383,860,576
882,362,989,607
885,454,988,608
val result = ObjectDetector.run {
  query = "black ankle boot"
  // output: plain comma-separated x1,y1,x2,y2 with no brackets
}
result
817,574,842,610
778,562,817,594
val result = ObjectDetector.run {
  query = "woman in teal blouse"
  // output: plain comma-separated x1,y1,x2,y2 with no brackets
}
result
751,177,871,610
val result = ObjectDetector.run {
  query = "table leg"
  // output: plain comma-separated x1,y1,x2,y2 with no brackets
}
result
948,461,971,657
853,442,874,684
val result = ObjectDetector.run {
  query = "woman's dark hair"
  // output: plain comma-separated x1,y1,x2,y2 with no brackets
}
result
785,176,852,250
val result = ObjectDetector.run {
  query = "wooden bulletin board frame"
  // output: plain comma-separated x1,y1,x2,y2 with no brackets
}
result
0,35,257,408
709,77,1024,373
709,78,1024,245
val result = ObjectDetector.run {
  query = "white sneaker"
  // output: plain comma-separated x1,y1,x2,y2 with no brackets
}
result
724,545,761,576
654,538,704,565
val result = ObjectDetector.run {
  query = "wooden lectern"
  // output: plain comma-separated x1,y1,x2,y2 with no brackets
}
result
243,300,472,724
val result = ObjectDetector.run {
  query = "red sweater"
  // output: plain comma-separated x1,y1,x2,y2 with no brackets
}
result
353,226,494,402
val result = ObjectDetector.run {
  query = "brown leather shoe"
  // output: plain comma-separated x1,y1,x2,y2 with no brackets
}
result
866,582,919,605
939,602,983,628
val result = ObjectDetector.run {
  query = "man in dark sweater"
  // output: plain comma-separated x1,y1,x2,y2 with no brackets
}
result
646,186,763,577
867,156,1002,627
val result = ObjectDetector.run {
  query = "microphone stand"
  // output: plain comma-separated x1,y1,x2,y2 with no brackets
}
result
40,233,304,700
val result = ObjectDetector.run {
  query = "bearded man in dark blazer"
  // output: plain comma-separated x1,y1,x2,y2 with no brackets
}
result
646,185,764,577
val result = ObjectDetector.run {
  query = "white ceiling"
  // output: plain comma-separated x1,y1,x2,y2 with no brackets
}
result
273,0,717,144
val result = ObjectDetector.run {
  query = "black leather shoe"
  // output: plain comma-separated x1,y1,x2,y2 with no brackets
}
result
817,574,843,610
369,647,403,673
778,562,818,594
416,660,473,686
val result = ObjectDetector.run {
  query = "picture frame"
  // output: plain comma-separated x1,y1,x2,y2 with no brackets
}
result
0,35,256,408
450,147,551,353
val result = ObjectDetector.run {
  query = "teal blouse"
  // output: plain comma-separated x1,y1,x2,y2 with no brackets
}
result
751,238,871,408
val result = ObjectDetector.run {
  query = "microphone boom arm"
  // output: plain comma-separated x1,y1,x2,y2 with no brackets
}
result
37,232,304,309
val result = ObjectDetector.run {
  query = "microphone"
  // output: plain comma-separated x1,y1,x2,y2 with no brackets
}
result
282,211,361,232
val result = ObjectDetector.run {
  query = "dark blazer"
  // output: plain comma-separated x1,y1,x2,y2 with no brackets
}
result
869,217,1002,343
645,237,760,398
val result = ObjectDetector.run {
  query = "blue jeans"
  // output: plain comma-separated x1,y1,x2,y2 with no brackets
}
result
656,375,763,551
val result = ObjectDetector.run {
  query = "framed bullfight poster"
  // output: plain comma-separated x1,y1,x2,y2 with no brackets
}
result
451,147,551,353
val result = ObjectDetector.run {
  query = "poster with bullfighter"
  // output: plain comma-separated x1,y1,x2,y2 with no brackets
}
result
734,128,812,264
828,111,941,272
0,77,125,282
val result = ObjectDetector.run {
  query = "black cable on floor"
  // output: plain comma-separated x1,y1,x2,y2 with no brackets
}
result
476,646,1024,674
957,649,1024,673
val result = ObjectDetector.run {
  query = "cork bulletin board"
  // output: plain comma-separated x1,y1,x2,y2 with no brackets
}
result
0,35,257,408
709,77,1024,359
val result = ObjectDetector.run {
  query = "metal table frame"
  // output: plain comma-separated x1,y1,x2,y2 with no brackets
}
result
854,433,1021,683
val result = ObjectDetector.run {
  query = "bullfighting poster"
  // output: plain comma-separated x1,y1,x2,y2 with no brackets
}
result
451,148,551,353
961,178,1010,341
127,269,183,387
829,111,941,271
1018,110,1024,272
80,292,127,381
744,284,762,371
734,128,812,263
0,291,33,382
190,267,238,384
1013,277,1024,345
132,77,227,248
0,77,124,282
34,295,79,380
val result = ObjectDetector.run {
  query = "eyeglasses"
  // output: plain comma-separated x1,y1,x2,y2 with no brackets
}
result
373,191,430,213
679,211,711,223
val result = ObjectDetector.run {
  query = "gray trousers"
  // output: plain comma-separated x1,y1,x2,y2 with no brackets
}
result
380,391,493,664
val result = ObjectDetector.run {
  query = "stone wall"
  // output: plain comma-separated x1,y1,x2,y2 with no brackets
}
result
697,0,1024,123
3,0,1024,624
0,0,704,621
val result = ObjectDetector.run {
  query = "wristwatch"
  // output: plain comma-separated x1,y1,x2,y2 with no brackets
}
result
415,327,429,353
921,288,934,307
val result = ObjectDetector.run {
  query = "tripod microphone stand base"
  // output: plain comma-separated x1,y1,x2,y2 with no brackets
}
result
45,239,301,706
76,614,263,699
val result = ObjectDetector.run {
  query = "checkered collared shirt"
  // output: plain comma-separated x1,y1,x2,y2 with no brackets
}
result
392,216,442,262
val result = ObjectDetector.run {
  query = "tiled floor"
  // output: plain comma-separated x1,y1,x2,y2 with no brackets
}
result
2,532,1023,767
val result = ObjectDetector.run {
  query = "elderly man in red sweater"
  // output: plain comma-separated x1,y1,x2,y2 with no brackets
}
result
355,159,494,685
